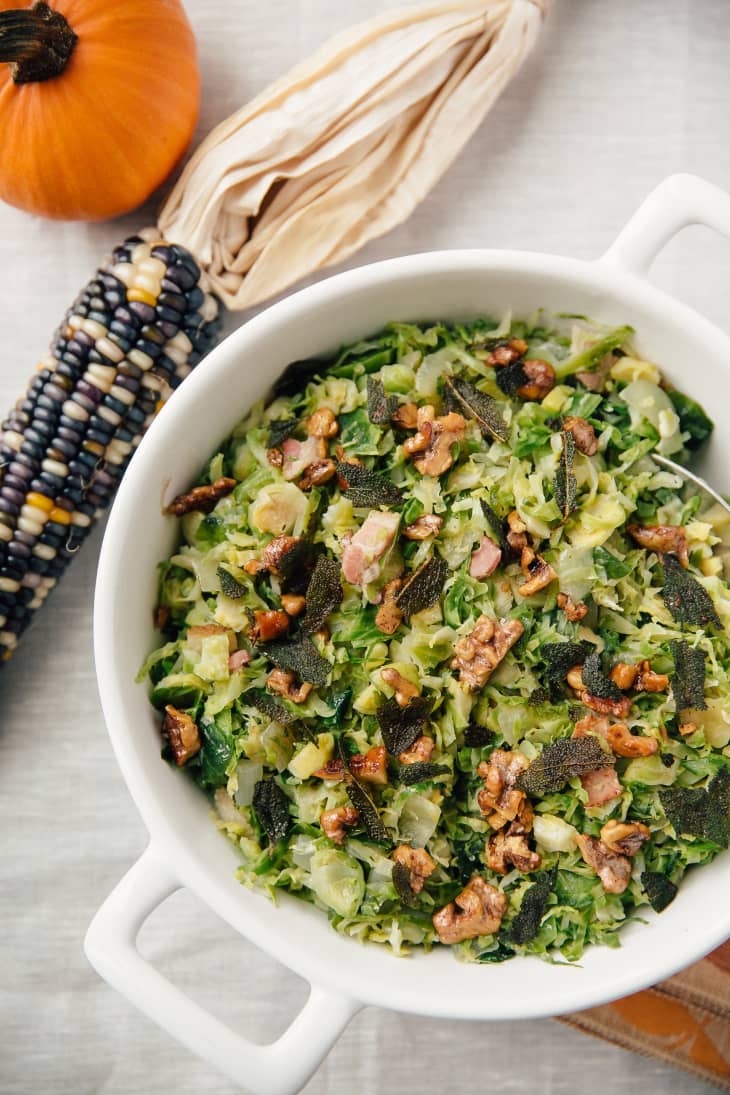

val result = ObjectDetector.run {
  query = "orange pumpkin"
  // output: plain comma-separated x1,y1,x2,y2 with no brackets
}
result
0,0,200,220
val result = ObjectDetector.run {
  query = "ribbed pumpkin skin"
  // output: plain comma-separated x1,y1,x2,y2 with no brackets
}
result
0,0,200,220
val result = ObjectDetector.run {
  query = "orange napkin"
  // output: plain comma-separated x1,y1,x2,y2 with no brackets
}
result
562,943,730,1090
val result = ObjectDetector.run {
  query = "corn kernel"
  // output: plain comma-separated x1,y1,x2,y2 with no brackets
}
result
49,507,71,526
26,492,54,513
128,288,157,307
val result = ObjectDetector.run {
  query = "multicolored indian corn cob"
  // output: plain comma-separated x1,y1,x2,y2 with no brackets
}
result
0,231,222,661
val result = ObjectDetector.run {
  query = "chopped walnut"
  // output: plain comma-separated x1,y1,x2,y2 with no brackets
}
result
679,721,697,737
267,447,284,468
611,659,668,693
518,546,557,597
299,458,336,489
452,615,524,692
381,667,419,707
161,705,201,765
635,660,670,692
557,592,589,621
432,876,507,944
582,692,632,718
391,402,419,430
599,819,651,856
399,735,435,765
375,577,404,636
320,805,359,845
605,722,658,757
350,745,389,785
477,749,531,830
563,415,598,456
262,535,302,576
506,509,528,553
573,713,658,758
393,845,436,894
267,668,312,704
244,559,268,577
167,477,236,516
486,338,528,366
577,713,661,757
306,407,339,438
610,662,640,690
335,445,362,467
403,405,467,477
576,833,633,894
486,827,541,875
314,746,388,785
515,359,555,401
249,609,290,643
281,593,306,616
628,524,689,568
566,668,632,719
403,514,444,540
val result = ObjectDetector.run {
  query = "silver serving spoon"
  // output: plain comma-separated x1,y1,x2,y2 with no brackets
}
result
653,454,730,517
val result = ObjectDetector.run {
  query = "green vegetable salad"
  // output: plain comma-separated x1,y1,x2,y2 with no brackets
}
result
141,313,730,963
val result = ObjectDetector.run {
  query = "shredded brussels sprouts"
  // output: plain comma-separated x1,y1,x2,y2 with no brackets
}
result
143,313,730,964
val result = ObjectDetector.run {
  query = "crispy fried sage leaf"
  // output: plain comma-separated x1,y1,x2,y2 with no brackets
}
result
540,641,592,686
395,555,449,620
335,462,404,508
641,870,678,913
217,566,246,599
518,737,613,796
495,360,528,397
345,776,389,843
377,696,431,756
670,640,707,711
301,555,343,634
366,376,397,425
528,687,551,707
508,868,556,945
661,553,722,629
260,636,331,686
268,417,298,447
581,652,623,702
463,723,495,747
480,500,511,556
392,859,418,906
276,538,323,593
396,761,450,785
252,778,292,844
659,768,730,848
443,376,509,443
248,691,299,725
272,356,327,398
554,429,577,519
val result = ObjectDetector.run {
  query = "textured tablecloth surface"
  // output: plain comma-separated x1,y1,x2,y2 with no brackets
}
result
1,2,729,1092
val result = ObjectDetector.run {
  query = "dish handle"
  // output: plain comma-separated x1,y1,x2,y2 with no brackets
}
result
601,172,730,277
84,844,361,1094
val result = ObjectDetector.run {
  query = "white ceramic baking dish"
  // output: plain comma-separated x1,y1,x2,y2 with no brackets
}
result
86,173,730,1095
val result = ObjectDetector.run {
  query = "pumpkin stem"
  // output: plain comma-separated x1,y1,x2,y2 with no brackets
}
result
0,1,77,84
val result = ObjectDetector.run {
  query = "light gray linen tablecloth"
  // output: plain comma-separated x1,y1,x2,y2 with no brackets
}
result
1,1,728,1091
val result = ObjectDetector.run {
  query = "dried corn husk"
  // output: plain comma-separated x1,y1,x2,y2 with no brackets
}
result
159,0,547,311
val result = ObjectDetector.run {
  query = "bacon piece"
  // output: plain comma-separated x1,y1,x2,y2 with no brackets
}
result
469,535,502,579
341,510,400,588
281,436,326,481
580,766,622,807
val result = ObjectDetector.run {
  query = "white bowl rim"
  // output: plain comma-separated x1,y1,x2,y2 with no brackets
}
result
94,244,730,1022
